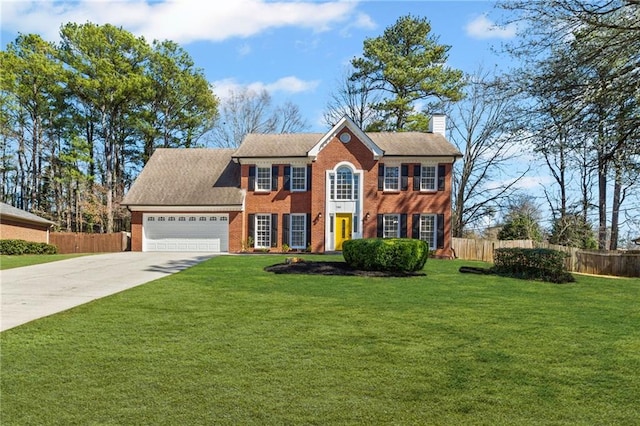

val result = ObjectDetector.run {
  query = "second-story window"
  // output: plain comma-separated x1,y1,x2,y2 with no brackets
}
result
335,167,353,200
291,166,306,191
421,165,437,191
256,166,271,191
384,166,400,191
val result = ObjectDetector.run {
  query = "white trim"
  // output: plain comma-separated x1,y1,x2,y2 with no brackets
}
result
381,156,454,164
308,115,384,160
235,157,312,165
324,161,364,251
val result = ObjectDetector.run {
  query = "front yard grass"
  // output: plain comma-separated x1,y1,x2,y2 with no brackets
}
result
0,253,88,270
1,255,639,424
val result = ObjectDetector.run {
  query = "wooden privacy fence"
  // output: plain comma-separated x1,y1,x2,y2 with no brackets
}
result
50,232,129,254
452,238,640,278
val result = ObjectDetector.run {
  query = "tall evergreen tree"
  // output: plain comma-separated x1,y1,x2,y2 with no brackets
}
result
350,14,465,131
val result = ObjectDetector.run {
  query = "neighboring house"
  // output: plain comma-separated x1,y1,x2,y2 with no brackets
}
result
0,202,55,244
123,115,463,257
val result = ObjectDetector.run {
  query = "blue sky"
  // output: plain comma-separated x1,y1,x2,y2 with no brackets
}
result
0,0,517,131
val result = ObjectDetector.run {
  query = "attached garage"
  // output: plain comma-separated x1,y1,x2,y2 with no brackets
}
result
143,213,229,252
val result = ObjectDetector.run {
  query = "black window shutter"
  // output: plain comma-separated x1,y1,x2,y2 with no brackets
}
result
248,214,255,245
401,165,409,191
282,214,290,246
283,166,291,191
437,213,445,249
376,214,383,238
412,214,420,239
437,164,446,191
271,214,278,247
248,166,256,191
413,165,421,190
272,165,279,191
378,163,384,191
400,214,407,237
306,214,312,249
307,165,312,191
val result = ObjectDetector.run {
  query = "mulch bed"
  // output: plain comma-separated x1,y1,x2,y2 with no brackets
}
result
264,261,425,277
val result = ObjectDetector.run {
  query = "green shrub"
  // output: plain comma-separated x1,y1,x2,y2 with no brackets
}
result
492,247,574,283
343,238,429,272
0,239,58,255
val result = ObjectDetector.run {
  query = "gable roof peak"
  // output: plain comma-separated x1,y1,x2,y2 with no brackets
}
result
308,115,384,160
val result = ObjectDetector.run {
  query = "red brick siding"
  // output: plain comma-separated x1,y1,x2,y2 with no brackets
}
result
0,219,50,243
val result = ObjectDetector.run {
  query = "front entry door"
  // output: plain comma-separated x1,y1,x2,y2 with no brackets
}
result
335,213,352,250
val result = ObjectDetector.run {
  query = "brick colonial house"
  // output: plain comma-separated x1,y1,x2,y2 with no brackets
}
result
123,115,462,257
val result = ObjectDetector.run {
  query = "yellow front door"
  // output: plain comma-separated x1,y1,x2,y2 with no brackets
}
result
335,213,352,250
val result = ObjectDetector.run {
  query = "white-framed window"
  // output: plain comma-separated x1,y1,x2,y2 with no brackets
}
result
148,217,155,222
179,216,186,221
335,167,353,200
384,166,400,191
419,214,437,249
256,166,271,191
255,214,271,248
291,166,307,191
383,214,400,238
330,166,360,201
290,214,306,249
168,216,176,221
421,165,437,191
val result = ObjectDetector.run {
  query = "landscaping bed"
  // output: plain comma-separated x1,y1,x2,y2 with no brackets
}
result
264,259,426,277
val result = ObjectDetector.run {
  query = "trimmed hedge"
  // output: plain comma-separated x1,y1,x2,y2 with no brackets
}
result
343,238,429,273
492,247,575,283
0,239,58,255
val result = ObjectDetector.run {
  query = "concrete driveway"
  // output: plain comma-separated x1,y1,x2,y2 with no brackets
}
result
1,252,215,332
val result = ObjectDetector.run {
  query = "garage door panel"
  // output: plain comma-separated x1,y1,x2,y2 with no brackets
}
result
143,214,228,252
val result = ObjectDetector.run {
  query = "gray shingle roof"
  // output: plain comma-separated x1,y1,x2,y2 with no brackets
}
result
122,148,243,207
370,132,463,157
0,202,55,225
232,133,323,158
232,132,462,158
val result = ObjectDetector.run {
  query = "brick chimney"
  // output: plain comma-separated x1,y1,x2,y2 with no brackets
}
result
428,114,446,137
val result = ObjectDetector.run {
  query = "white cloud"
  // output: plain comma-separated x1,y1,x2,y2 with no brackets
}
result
212,76,320,100
465,14,517,40
1,0,367,44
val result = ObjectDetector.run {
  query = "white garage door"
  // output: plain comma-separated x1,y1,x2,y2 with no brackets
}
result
143,214,229,252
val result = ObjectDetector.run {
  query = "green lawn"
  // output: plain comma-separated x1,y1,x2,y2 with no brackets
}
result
0,253,89,270
1,255,639,425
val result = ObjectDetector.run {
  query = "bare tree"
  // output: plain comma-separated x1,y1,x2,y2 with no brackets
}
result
210,87,308,148
323,66,381,129
445,70,530,237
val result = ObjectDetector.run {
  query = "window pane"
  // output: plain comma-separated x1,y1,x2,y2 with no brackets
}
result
384,166,399,191
420,215,436,248
421,166,436,190
290,214,306,248
329,174,335,200
383,214,399,238
256,167,271,191
336,167,353,200
255,214,271,248
291,166,306,191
